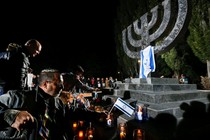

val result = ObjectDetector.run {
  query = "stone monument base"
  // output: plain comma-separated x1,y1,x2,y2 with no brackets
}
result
109,78,210,124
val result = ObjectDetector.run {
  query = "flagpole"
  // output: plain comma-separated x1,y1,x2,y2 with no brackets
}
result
108,103,115,114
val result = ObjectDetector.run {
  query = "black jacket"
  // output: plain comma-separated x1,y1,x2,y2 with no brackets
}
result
1,46,30,92
0,88,69,140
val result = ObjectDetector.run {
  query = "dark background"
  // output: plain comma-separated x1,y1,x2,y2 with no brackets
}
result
0,1,118,78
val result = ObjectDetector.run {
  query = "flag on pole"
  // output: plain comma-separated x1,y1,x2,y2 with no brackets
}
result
114,98,135,117
140,45,156,78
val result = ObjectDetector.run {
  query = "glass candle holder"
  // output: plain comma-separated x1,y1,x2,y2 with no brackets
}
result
106,113,114,127
85,127,95,140
133,129,145,140
73,121,78,129
78,130,84,140
85,122,95,140
135,105,143,121
72,121,78,134
78,120,84,128
118,123,127,140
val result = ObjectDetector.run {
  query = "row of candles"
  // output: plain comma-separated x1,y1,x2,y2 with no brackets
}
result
118,122,144,140
72,103,146,140
119,104,147,140
72,120,144,140
106,102,147,139
72,121,94,140
73,121,144,140
72,113,114,140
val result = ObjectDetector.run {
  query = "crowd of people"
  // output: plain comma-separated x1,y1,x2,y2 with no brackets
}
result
0,39,116,140
1,39,210,140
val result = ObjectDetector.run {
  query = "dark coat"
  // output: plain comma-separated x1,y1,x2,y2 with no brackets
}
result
0,88,69,140
2,46,30,92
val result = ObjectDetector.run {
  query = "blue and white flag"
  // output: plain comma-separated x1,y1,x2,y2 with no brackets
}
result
140,45,156,78
114,98,135,117
0,52,10,60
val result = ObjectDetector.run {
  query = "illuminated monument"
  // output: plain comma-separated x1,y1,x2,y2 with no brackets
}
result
122,0,189,58
115,0,210,122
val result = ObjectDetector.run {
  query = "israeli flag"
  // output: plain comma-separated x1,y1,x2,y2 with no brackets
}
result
114,98,135,117
140,45,156,78
0,51,10,60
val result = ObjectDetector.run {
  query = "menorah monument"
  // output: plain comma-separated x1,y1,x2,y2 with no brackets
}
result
113,0,210,123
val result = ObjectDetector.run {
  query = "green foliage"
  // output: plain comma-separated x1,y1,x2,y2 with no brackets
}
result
200,76,210,89
161,41,206,84
187,0,210,63
113,0,208,83
161,47,182,76
154,55,173,77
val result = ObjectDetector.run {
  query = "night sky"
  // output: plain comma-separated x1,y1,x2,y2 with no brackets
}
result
0,1,119,77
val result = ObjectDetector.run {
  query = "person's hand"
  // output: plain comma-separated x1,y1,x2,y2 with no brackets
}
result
93,88,100,91
11,111,34,131
76,94,85,103
76,75,80,80
68,92,74,103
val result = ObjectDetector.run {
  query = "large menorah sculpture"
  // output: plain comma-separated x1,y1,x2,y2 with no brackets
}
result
116,0,210,121
122,0,190,59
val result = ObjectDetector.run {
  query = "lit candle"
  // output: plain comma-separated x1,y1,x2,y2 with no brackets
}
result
137,129,142,137
137,106,143,121
120,132,126,139
78,130,84,138
87,129,93,140
120,126,125,131
133,129,143,140
118,123,127,139
72,121,78,133
86,122,94,140
88,134,93,140
79,120,84,127
88,129,93,135
73,122,78,128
